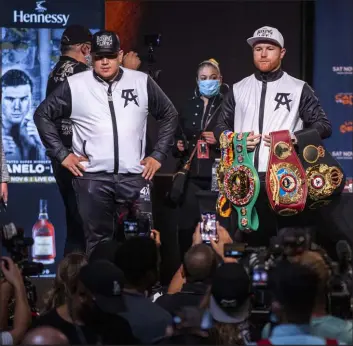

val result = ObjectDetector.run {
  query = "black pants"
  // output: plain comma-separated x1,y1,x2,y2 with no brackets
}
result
72,173,149,255
52,161,85,255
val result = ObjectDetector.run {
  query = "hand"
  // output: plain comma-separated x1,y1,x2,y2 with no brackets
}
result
61,153,88,177
202,132,217,145
247,132,261,151
1,183,8,204
26,120,42,146
176,140,185,152
210,222,236,262
123,51,141,70
150,229,161,247
1,257,23,289
140,157,161,180
192,223,202,246
263,134,271,147
3,135,16,156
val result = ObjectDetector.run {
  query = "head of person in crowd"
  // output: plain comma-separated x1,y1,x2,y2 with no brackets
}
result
89,239,121,264
1,69,33,127
60,25,92,65
196,59,222,98
91,30,124,81
115,236,159,294
247,26,286,73
203,263,252,345
269,259,319,325
22,327,69,345
182,244,217,284
42,252,87,314
288,250,330,315
76,260,127,326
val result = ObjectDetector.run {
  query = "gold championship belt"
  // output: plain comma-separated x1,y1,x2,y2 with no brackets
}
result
266,130,308,216
216,131,234,217
296,128,345,209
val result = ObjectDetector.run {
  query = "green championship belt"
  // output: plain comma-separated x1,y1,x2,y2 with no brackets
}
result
223,132,260,231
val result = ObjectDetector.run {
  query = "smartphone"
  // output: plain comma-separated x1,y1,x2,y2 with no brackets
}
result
123,213,152,239
200,212,217,243
252,268,268,288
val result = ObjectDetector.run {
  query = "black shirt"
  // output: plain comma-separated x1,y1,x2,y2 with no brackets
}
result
31,308,138,345
46,56,88,97
45,56,88,149
155,282,209,317
173,94,223,179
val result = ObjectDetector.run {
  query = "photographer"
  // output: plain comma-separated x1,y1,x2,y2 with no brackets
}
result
255,260,342,345
0,257,31,345
261,251,352,344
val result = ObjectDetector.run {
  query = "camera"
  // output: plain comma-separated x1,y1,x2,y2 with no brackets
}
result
143,33,162,83
1,223,43,325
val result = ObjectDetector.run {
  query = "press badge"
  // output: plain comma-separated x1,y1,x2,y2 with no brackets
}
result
197,140,209,159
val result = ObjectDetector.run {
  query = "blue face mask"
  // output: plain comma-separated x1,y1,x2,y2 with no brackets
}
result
198,79,220,98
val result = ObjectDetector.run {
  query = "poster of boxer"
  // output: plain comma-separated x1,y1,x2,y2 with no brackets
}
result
0,0,103,183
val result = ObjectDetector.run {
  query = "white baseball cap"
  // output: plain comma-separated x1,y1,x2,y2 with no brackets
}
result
247,26,284,48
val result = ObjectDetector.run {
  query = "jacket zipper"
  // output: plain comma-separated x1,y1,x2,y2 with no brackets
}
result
107,84,119,174
254,74,267,171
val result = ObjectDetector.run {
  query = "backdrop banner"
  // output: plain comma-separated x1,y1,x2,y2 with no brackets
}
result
1,0,104,276
313,0,353,193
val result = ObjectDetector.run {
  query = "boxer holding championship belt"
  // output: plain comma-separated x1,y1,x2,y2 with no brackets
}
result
266,130,308,216
216,130,234,218
224,132,260,231
295,128,345,210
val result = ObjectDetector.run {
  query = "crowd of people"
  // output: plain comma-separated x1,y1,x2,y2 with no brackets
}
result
0,22,352,345
0,224,352,345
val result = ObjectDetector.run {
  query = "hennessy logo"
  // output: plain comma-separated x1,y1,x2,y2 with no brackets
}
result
121,89,139,108
274,93,292,111
35,0,47,13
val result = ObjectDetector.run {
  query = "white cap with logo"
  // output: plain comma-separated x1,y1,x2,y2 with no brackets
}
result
247,26,284,48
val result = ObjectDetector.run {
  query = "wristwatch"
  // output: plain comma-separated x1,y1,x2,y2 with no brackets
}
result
223,132,260,231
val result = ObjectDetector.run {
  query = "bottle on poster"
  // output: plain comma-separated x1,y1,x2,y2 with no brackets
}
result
32,199,56,265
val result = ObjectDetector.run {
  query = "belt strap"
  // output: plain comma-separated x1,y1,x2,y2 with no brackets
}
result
257,339,272,346
266,130,308,216
296,128,345,210
224,132,260,231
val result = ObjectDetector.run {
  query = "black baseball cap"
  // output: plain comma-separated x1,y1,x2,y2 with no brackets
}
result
61,25,92,45
79,260,126,314
91,30,120,55
210,263,251,323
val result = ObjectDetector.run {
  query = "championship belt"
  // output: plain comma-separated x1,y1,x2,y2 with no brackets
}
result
223,132,260,231
216,131,234,218
295,128,345,210
266,130,308,216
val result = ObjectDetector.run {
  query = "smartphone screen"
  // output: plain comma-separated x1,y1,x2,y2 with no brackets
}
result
252,269,268,287
200,212,217,243
123,220,139,238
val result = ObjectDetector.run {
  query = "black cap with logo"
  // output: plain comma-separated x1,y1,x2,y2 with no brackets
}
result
210,263,251,323
91,30,120,55
79,260,126,315
61,25,92,45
